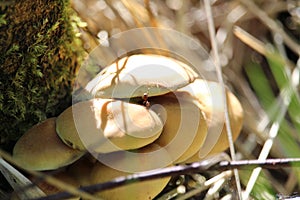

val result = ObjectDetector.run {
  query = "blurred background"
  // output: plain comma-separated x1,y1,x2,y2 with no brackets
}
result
70,0,300,198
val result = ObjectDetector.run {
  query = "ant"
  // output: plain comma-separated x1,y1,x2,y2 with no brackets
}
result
142,92,150,109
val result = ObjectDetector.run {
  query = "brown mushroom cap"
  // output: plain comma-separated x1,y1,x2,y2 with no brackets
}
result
150,92,208,164
179,79,243,162
56,98,164,153
13,118,84,171
90,144,172,200
85,54,198,98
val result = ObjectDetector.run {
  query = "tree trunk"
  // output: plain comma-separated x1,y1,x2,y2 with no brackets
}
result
0,0,84,150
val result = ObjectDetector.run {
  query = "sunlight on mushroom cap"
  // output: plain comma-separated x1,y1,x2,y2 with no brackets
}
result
85,54,198,98
56,98,163,153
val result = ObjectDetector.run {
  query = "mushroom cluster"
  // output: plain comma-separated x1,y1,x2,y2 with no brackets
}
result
12,54,243,199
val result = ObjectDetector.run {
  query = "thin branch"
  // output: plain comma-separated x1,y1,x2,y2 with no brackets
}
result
31,157,300,200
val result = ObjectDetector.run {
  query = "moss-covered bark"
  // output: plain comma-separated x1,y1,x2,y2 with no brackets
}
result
0,0,84,150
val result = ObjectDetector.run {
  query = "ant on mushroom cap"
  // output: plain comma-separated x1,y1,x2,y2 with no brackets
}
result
142,92,150,109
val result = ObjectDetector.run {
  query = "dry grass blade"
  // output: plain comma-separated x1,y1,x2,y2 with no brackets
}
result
176,171,233,200
238,0,300,56
233,26,267,56
243,55,294,199
243,123,280,199
0,157,46,199
203,0,242,199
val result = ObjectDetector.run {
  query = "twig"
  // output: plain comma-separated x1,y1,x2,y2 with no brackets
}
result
31,157,300,200
217,158,300,170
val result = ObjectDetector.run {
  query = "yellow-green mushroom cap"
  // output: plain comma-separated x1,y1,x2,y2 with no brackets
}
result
150,92,208,164
56,98,164,153
12,118,84,171
205,90,243,156
179,79,243,162
90,144,172,200
85,54,198,98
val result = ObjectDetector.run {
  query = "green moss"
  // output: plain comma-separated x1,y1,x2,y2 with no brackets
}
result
0,0,85,150
0,14,6,26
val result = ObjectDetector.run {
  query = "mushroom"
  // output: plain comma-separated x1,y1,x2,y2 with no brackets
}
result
28,170,80,200
202,89,243,156
85,54,198,99
56,98,164,153
150,92,208,164
90,144,172,200
178,79,243,162
13,118,84,171
67,155,96,187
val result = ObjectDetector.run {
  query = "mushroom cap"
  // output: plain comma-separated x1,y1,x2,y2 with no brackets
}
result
178,79,226,158
85,54,198,98
150,92,208,164
96,143,173,173
179,79,243,163
56,98,164,153
90,144,172,200
12,118,84,171
67,155,96,187
29,170,80,200
205,90,243,155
